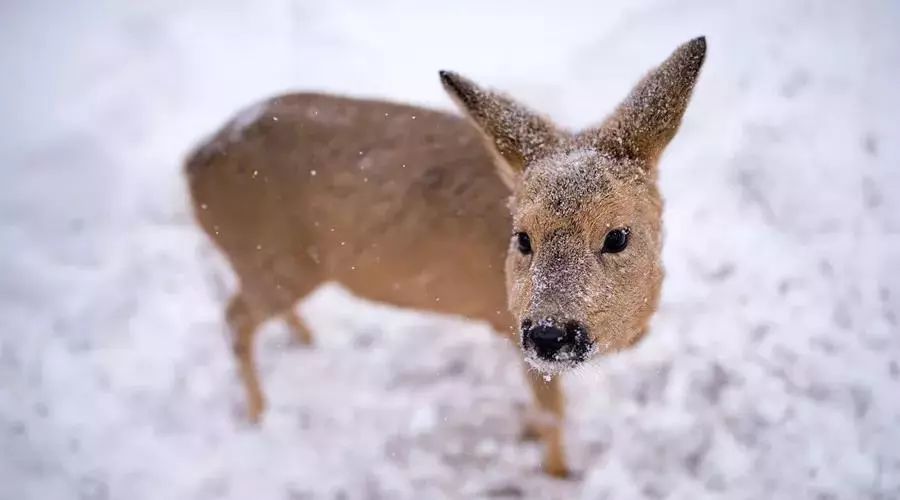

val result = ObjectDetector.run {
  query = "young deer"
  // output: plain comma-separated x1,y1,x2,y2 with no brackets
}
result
186,37,706,477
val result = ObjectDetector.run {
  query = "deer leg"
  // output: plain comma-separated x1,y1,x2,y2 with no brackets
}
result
523,365,569,478
283,307,314,346
226,292,267,424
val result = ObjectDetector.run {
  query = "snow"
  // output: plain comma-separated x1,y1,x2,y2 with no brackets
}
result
1,0,899,499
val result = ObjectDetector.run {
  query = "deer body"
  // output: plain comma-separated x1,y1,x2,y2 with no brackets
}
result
187,38,707,477
188,94,513,331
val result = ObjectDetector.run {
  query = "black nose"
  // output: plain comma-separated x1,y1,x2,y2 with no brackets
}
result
522,319,587,361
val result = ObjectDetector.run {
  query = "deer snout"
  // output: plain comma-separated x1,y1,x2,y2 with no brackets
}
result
521,318,590,363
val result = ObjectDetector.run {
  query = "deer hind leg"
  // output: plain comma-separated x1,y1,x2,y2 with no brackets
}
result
523,365,570,478
283,307,314,346
226,292,268,424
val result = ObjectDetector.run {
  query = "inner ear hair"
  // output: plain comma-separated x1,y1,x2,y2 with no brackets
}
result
580,36,707,166
439,70,562,185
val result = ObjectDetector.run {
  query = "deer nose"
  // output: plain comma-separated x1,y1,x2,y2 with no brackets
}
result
521,319,585,361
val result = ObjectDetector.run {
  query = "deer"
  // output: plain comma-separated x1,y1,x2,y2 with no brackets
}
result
185,37,706,477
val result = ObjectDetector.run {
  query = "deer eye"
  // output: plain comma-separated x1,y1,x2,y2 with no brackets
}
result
601,228,630,254
515,232,532,255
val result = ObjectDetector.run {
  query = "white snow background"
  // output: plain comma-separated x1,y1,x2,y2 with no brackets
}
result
1,0,898,498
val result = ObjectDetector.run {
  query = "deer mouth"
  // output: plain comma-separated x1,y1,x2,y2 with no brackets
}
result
522,344,595,376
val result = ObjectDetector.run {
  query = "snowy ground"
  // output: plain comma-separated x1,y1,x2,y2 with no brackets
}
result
2,0,899,498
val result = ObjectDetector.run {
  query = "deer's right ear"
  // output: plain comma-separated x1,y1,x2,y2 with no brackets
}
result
439,71,560,188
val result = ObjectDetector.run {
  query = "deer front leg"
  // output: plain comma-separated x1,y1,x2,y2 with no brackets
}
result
523,365,569,478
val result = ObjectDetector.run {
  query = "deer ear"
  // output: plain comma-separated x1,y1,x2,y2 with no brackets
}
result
439,71,560,188
583,36,707,166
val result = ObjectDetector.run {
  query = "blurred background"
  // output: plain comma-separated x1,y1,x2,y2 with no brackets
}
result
1,0,898,498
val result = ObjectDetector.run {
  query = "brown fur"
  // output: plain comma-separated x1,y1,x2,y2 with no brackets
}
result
186,37,706,477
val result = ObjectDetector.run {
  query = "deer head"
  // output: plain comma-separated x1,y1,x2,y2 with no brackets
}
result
440,37,707,374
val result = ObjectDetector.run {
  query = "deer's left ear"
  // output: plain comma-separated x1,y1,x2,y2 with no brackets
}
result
582,36,707,166
439,71,561,188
